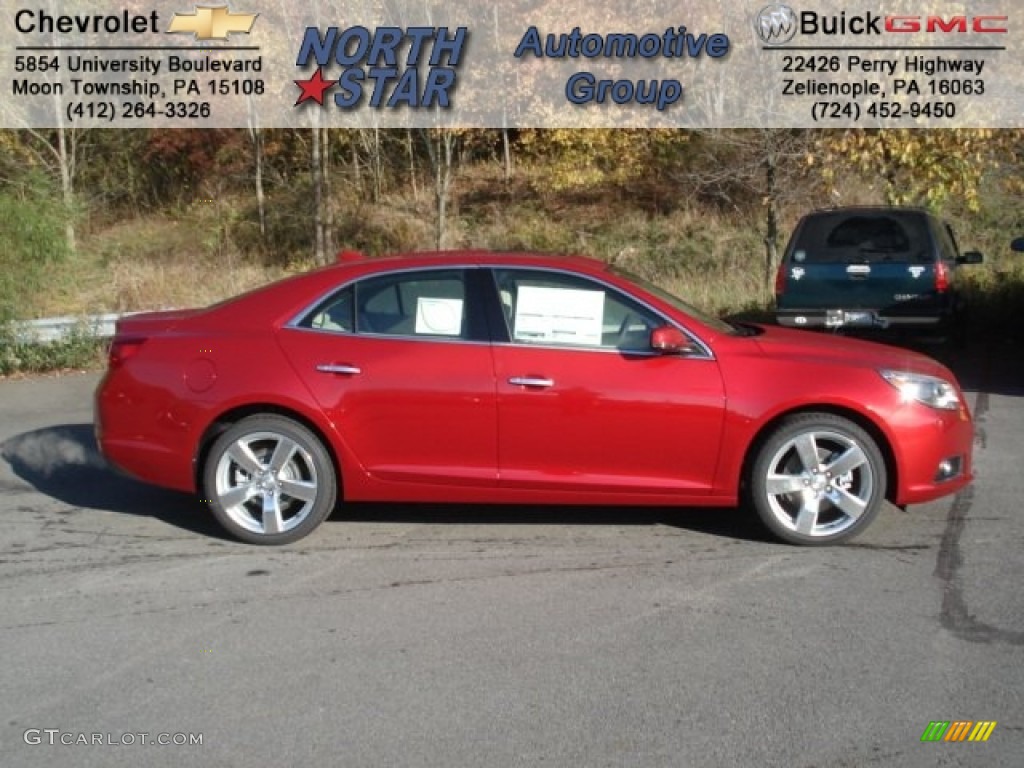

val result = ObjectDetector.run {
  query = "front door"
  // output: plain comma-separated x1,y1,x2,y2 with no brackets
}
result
490,268,726,496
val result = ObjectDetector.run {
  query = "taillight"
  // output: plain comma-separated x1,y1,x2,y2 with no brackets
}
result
934,262,949,293
108,337,146,368
774,263,786,297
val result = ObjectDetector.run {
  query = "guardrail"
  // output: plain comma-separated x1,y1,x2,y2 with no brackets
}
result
12,312,138,344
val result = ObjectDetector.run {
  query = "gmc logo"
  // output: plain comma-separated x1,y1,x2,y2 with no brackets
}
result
885,15,1008,33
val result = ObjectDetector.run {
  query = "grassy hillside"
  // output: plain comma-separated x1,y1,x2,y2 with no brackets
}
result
2,158,1023,375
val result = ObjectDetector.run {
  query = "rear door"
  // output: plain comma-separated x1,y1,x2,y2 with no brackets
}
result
278,267,499,487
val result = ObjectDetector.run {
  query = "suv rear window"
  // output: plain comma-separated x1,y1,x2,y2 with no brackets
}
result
789,211,931,264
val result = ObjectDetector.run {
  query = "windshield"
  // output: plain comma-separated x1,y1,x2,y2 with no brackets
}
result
609,266,739,336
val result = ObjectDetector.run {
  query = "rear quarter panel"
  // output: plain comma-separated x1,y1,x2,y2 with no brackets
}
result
98,320,341,494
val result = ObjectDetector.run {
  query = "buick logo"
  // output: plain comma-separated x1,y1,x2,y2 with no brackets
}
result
755,3,798,45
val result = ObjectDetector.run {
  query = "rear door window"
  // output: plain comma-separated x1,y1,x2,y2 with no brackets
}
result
357,270,468,338
298,268,488,341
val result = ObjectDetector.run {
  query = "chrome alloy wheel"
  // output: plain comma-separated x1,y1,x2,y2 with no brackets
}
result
762,429,875,539
214,431,320,536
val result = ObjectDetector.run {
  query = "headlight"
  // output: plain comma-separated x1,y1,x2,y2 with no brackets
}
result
880,370,960,410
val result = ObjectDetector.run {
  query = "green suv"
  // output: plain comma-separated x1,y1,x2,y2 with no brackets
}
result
775,207,983,333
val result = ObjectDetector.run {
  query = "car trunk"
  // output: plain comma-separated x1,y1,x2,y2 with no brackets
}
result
112,308,205,337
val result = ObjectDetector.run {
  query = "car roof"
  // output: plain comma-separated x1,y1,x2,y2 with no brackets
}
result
801,205,935,218
333,250,609,273
205,251,616,327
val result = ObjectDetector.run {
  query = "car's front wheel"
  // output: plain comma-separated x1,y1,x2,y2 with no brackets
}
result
748,413,887,545
203,415,337,544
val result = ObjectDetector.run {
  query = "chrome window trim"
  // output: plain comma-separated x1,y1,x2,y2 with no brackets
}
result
284,262,716,361
488,340,712,360
281,324,494,349
286,264,481,327
285,264,479,336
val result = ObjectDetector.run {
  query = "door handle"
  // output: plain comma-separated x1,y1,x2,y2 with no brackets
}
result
316,364,362,375
508,376,554,388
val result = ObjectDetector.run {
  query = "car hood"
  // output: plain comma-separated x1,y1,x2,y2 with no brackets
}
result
748,324,949,378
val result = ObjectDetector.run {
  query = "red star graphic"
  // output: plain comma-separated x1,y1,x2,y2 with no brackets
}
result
294,68,334,106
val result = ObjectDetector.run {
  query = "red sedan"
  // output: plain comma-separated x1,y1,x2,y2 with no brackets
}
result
94,252,974,545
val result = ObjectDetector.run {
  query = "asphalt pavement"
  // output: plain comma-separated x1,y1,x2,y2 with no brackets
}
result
0,343,1021,767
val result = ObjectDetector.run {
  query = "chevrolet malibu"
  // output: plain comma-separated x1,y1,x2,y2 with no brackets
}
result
95,252,974,546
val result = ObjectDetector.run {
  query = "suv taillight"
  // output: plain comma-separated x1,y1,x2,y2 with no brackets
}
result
108,337,146,368
774,263,786,298
935,262,950,293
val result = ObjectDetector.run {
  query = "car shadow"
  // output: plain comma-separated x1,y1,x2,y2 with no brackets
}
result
729,309,1024,399
332,502,776,544
0,424,228,539
920,340,1024,399
1,423,775,544
838,334,1024,398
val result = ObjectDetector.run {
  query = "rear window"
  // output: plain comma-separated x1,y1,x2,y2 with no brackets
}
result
788,211,931,264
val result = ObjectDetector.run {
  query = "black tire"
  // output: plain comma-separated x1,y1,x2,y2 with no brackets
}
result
202,415,337,545
747,413,887,546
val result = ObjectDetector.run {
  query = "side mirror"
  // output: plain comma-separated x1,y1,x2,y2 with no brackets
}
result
1011,238,1024,253
650,326,695,355
956,250,983,265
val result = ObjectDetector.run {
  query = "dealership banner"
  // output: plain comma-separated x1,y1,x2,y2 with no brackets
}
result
1,1,1020,128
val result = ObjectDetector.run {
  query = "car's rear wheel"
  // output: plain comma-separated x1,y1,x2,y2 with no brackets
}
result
748,413,886,545
203,415,337,545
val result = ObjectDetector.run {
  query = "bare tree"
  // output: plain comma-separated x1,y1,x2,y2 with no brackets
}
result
673,130,820,299
420,128,459,250
246,97,266,237
311,118,330,265
19,127,81,254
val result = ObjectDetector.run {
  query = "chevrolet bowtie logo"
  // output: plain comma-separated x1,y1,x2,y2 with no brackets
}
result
167,6,258,40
